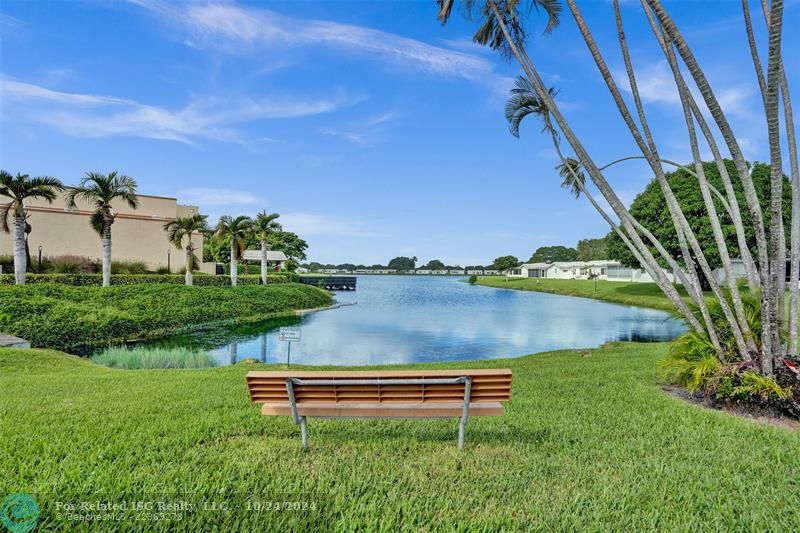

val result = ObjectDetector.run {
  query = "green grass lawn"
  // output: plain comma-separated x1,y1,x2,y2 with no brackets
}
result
476,276,689,312
0,283,332,354
1,344,798,530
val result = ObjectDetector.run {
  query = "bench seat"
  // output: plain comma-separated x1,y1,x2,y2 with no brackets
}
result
260,401,505,418
246,369,512,449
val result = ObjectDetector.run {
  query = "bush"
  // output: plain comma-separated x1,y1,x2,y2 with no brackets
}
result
468,275,478,285
45,255,100,274
0,273,294,286
661,289,795,411
111,260,149,274
0,283,333,354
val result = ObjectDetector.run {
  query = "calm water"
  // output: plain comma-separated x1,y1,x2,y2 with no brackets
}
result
143,275,687,366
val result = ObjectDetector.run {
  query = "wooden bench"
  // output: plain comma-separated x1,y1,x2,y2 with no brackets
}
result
246,369,512,449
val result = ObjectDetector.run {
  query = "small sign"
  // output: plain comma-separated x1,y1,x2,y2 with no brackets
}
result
279,327,301,342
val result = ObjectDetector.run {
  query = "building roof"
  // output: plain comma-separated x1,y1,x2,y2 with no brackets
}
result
242,250,288,261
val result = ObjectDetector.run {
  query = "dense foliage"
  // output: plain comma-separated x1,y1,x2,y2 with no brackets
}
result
529,245,578,263
576,237,608,261
2,343,798,529
387,256,417,270
491,255,519,271
0,283,332,353
0,273,297,286
606,161,792,270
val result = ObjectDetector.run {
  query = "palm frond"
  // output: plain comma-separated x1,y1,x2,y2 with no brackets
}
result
0,202,12,233
89,210,105,236
556,157,585,198
505,77,557,137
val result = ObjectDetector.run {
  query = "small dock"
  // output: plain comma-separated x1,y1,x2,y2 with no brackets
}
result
299,276,357,291
0,333,31,349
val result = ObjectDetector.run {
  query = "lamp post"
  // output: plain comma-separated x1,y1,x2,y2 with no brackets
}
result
167,249,171,273
38,245,43,273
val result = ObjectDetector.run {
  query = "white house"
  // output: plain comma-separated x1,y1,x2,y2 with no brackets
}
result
507,259,678,283
242,250,288,271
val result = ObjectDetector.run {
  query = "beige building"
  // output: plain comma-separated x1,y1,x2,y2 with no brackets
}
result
1,190,214,273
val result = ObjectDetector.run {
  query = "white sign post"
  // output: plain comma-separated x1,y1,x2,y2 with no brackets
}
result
279,327,301,367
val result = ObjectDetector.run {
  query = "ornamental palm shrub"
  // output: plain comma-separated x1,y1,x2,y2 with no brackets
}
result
661,289,793,408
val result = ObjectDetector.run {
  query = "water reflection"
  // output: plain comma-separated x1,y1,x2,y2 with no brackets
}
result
140,276,687,366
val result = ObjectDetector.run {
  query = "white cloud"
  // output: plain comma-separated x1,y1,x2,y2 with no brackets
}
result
279,212,377,237
319,110,401,146
1,78,360,144
616,60,753,118
131,0,497,82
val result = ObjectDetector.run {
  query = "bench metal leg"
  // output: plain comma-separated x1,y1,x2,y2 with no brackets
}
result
458,377,473,450
300,417,308,449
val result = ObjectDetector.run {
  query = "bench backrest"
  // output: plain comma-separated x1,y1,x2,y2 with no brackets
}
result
246,369,512,404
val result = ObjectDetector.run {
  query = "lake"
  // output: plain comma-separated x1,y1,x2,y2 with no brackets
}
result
142,275,687,366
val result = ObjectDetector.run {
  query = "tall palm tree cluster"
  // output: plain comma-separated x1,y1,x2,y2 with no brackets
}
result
2,169,282,288
437,0,799,380
212,211,282,286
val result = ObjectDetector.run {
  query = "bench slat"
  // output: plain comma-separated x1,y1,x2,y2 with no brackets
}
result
260,401,505,418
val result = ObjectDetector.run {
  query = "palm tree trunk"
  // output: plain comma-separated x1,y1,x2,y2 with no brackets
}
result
571,0,751,358
762,0,785,373
185,244,193,286
261,239,268,285
13,215,27,285
646,0,776,370
230,241,238,287
488,2,705,334
101,225,112,287
640,11,759,356
641,0,759,293
758,0,800,358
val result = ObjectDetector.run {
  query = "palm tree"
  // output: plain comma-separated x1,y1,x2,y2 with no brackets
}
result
253,211,281,284
0,171,64,285
66,171,139,287
214,215,253,286
163,214,209,286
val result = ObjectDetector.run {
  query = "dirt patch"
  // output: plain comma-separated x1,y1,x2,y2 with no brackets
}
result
662,385,800,430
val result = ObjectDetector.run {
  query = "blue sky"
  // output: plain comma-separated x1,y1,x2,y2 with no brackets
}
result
1,1,797,266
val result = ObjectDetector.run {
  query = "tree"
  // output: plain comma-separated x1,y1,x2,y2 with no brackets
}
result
606,161,791,283
491,255,519,271
0,171,64,285
253,211,281,284
66,171,138,287
214,215,253,286
437,0,798,382
423,259,445,270
387,256,417,270
163,214,209,285
530,246,578,263
577,237,608,261
267,231,308,266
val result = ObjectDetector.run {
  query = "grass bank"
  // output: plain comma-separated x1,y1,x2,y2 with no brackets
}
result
1,344,798,530
476,276,686,312
0,283,332,354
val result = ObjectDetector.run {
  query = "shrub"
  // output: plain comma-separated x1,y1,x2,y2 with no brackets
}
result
46,255,100,274
468,275,478,285
0,283,333,354
111,260,149,274
92,346,218,369
0,273,294,286
662,289,794,410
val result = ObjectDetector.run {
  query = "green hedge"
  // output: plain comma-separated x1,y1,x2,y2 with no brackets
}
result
0,273,298,286
0,283,332,354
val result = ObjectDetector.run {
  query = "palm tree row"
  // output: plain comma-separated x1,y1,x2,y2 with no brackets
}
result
2,170,140,287
212,211,282,287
